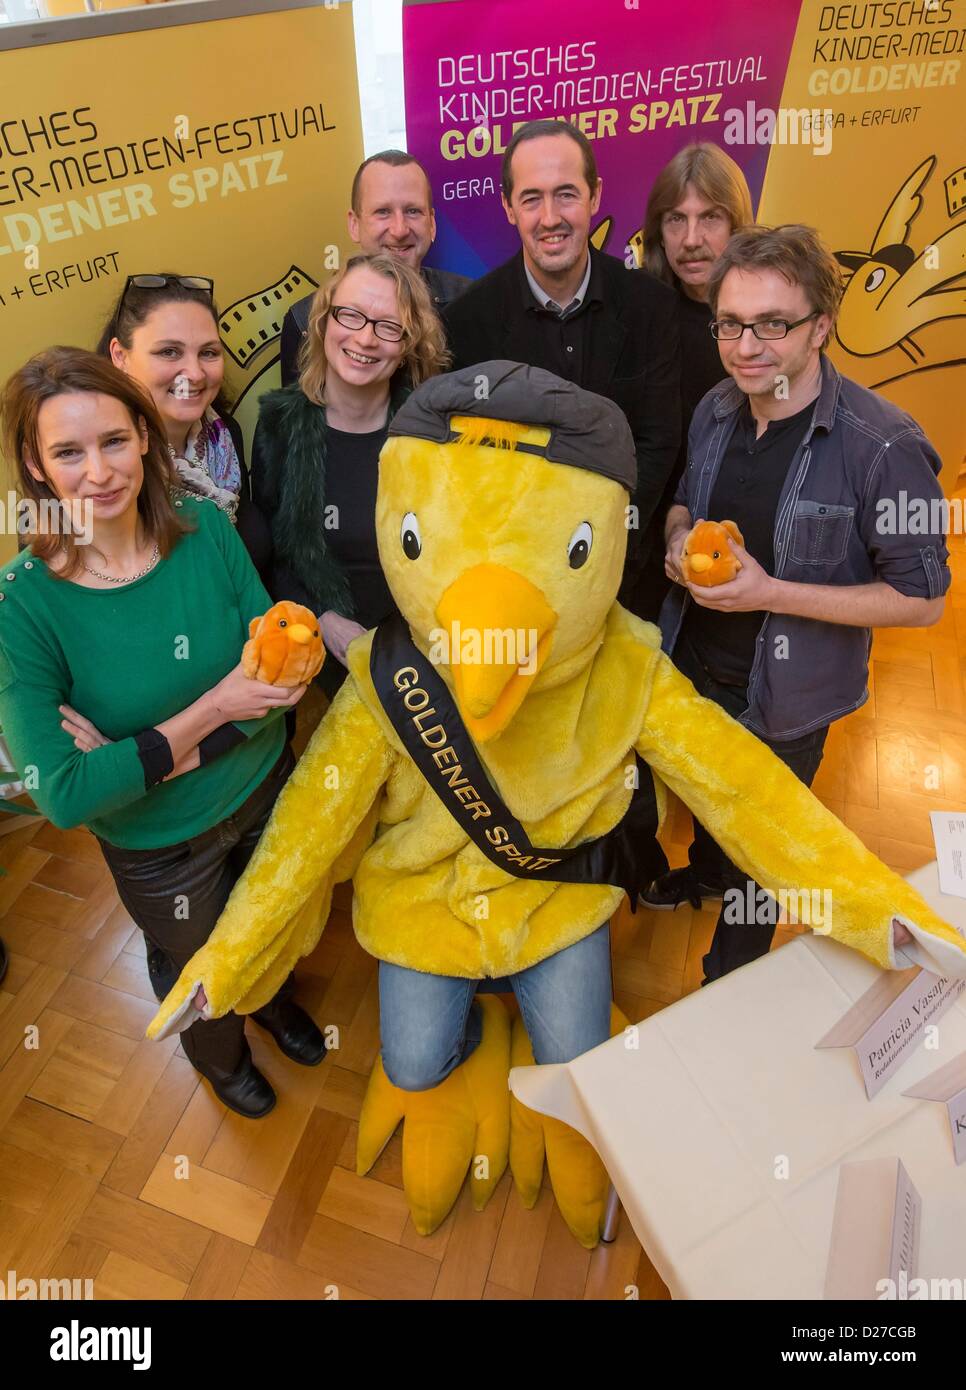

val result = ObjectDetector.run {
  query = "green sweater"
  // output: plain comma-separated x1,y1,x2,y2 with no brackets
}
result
0,497,285,848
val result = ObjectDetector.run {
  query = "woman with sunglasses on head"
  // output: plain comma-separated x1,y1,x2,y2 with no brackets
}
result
98,273,271,578
0,348,325,1119
252,253,449,693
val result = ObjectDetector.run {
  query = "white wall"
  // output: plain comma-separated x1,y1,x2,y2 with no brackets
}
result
2,0,44,19
352,0,406,155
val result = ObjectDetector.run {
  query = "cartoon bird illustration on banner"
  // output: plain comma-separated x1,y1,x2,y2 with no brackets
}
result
146,362,966,1248
834,155,966,372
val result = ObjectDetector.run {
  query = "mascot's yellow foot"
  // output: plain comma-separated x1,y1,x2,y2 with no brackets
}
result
510,1005,627,1250
356,994,510,1236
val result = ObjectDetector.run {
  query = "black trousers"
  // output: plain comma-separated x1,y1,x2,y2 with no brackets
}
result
98,745,297,1079
672,631,829,982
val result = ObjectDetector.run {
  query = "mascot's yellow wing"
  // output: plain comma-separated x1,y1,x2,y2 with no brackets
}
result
635,651,966,976
146,677,395,1039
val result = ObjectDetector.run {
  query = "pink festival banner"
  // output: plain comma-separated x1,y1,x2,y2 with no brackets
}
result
403,0,804,277
403,0,966,479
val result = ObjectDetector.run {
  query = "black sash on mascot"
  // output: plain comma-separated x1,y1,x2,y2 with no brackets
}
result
370,612,668,907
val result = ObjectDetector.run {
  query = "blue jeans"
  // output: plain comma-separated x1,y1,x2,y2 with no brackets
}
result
379,923,612,1091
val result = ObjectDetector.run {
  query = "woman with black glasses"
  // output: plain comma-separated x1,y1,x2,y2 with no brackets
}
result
252,253,449,692
98,273,271,577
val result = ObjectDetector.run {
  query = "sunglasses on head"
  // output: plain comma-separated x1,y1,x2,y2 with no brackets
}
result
122,274,215,301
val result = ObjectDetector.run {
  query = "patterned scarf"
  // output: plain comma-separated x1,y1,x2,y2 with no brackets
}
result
169,408,243,521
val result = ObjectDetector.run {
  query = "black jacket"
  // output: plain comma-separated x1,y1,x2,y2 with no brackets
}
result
442,248,681,575
279,264,472,387
632,286,726,622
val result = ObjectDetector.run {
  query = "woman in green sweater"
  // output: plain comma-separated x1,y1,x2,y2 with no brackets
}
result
0,347,324,1119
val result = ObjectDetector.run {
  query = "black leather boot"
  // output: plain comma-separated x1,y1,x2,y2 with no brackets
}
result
204,1056,277,1119
251,998,326,1067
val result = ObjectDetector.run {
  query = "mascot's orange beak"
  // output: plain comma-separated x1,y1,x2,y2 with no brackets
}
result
688,553,712,574
286,623,313,644
435,563,557,743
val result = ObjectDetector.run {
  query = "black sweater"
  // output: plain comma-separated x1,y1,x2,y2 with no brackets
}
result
443,248,682,580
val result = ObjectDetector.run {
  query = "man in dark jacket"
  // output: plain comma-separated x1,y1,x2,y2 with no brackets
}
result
633,142,754,619
443,120,681,613
649,224,950,982
280,150,471,384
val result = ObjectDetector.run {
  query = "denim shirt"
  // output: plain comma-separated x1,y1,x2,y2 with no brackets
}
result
660,357,950,740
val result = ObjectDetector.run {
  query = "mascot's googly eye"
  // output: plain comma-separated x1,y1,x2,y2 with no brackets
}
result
712,551,720,559
279,619,287,628
568,521,593,570
865,266,886,292
401,512,422,560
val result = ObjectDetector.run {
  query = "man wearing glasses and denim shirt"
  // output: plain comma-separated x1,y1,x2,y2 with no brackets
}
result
643,224,951,983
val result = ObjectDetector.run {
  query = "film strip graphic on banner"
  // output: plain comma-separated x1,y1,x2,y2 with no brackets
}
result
218,265,318,368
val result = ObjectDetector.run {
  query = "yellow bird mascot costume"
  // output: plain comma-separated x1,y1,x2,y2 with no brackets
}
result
149,362,966,1248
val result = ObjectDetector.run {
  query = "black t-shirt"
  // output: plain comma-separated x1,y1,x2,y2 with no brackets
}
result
324,423,396,632
681,397,813,686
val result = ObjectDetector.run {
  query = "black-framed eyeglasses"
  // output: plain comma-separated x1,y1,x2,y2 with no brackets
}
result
123,274,215,302
330,304,406,342
710,311,819,341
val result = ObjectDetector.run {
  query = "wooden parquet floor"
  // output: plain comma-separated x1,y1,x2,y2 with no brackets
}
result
1,525,963,1301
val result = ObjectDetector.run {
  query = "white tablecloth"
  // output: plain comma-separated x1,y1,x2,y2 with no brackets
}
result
509,863,966,1299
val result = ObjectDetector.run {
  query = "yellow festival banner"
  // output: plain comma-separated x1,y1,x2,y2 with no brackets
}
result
0,0,364,561
756,0,966,489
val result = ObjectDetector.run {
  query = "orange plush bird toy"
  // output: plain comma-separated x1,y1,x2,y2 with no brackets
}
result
681,519,744,586
242,601,325,686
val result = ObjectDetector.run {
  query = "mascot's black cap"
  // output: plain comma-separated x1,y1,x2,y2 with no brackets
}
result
387,360,637,492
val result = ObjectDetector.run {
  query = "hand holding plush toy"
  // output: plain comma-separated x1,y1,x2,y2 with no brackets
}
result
681,519,744,586
242,601,325,686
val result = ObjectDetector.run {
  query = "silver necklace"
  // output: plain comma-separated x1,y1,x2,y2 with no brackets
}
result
83,544,160,585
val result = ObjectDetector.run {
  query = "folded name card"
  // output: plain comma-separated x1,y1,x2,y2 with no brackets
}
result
816,966,966,1099
903,1051,966,1166
930,812,966,900
824,1157,921,1301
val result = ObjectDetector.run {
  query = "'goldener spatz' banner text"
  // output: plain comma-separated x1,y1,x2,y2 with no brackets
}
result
405,0,966,482
0,0,364,561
